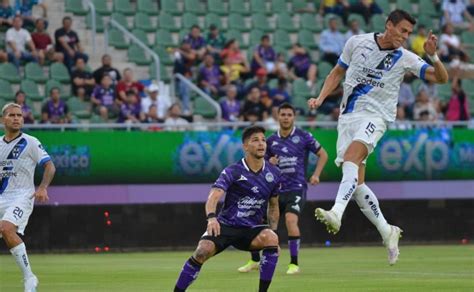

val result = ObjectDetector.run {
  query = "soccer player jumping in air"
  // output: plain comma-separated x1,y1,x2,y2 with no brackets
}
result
174,126,281,292
308,9,448,265
0,103,56,291
238,103,328,275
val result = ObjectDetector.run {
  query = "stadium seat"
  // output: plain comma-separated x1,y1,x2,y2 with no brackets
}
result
68,97,92,119
155,29,176,47
323,13,343,29
182,12,200,30
0,63,21,84
276,12,297,32
251,0,269,15
20,79,44,101
25,63,48,83
45,79,70,98
229,0,251,16
86,12,104,33
292,95,309,114
318,61,333,79
418,0,439,17
292,78,312,98
114,0,135,16
137,0,159,16
158,12,180,32
153,46,174,66
377,0,390,14
300,13,322,33
108,28,129,49
395,0,416,16
65,0,88,15
185,0,206,16
437,82,452,102
370,14,386,32
274,29,292,49
149,62,170,82
134,12,156,32
50,63,71,84
161,0,182,16
348,14,367,31
208,0,227,16
417,15,433,30
128,44,152,65
298,30,317,49
0,79,13,100
271,0,288,14
461,31,474,46
228,13,250,32
226,30,246,48
252,13,272,33
111,13,132,30
205,13,223,30
194,97,217,119
249,29,265,48
292,0,308,12
92,0,112,16
273,45,288,58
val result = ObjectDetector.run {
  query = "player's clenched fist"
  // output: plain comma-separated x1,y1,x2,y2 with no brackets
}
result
269,155,279,165
207,217,220,237
308,98,323,110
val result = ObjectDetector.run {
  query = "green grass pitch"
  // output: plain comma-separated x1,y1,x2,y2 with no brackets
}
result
1,245,473,291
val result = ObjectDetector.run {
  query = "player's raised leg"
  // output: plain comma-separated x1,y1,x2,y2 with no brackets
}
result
0,220,38,292
248,229,280,292
174,240,216,292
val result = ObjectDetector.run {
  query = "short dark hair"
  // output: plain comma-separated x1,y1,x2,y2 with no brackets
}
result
50,87,60,94
278,102,295,114
63,16,72,23
261,35,270,42
242,125,266,143
191,24,200,30
386,9,416,26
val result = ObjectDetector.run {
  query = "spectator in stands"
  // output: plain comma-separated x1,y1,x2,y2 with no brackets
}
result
246,68,271,107
141,84,170,122
206,24,226,61
468,0,474,17
164,103,190,131
55,16,88,71
93,54,121,85
275,53,289,79
446,69,470,121
41,87,71,124
15,0,47,29
345,18,365,42
198,53,222,97
14,90,34,124
389,106,412,130
251,35,277,75
441,0,474,29
418,79,441,112
349,0,383,24
0,0,13,29
413,90,438,121
439,23,469,63
220,39,247,65
220,85,241,122
319,0,349,19
116,68,144,103
31,18,63,65
320,17,345,66
91,74,119,121
240,87,268,122
269,78,291,107
411,25,428,58
173,41,196,115
220,55,250,94
288,43,318,88
398,74,416,118
118,91,145,124
71,57,95,97
6,15,38,72
182,25,206,61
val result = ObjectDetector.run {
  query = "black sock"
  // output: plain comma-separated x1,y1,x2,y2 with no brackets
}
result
174,288,185,292
259,279,271,292
251,251,261,262
290,256,298,265
288,236,300,265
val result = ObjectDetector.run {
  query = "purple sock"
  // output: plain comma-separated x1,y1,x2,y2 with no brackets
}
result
175,257,202,291
288,236,300,265
259,247,279,292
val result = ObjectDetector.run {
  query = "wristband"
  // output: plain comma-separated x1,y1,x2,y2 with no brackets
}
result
206,212,216,219
427,53,439,63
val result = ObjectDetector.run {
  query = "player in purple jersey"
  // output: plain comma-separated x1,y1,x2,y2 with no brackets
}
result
238,103,328,275
174,126,282,292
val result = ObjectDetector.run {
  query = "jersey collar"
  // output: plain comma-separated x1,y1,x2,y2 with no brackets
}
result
277,127,296,139
242,158,265,174
374,33,397,51
2,132,23,144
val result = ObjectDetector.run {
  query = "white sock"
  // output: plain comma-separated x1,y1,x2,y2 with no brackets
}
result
10,242,34,280
353,183,391,240
331,161,359,220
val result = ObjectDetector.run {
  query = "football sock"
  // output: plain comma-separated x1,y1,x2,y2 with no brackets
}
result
251,250,261,262
331,161,359,220
174,256,202,291
10,242,34,280
354,183,391,240
288,236,300,265
259,247,279,292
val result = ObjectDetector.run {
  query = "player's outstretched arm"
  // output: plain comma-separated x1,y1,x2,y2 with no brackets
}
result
310,147,328,185
267,196,280,230
308,64,346,109
205,188,225,236
423,30,449,84
33,161,56,203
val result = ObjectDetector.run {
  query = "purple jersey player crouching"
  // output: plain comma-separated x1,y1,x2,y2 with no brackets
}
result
174,126,282,292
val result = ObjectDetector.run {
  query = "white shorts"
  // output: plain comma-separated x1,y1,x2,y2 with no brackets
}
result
335,114,387,167
0,195,34,236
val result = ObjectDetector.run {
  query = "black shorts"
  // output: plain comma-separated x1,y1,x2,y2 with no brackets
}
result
201,224,269,254
279,189,307,216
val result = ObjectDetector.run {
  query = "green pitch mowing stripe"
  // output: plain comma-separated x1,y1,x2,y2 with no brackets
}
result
1,245,473,291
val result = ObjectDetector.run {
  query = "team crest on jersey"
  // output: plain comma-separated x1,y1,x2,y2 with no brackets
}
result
291,136,300,144
376,50,402,71
265,172,274,183
8,138,28,160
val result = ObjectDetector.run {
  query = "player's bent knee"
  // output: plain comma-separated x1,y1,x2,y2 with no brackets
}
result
285,213,299,226
259,229,279,246
0,221,16,237
193,240,215,263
